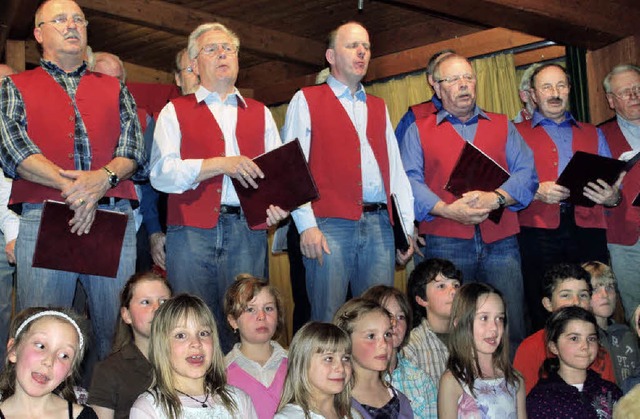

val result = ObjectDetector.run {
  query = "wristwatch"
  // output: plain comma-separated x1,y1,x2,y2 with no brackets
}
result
494,190,507,208
103,166,119,188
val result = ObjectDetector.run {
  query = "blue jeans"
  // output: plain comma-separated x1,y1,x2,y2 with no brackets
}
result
304,212,395,322
417,229,526,353
0,231,15,363
16,201,136,360
608,241,640,321
165,213,267,353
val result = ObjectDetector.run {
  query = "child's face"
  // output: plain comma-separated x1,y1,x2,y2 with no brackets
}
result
383,297,407,350
169,315,214,389
472,293,505,357
122,280,171,340
590,279,616,320
350,311,392,372
308,348,352,399
549,319,598,375
543,278,591,313
228,288,278,345
9,317,78,398
420,274,460,322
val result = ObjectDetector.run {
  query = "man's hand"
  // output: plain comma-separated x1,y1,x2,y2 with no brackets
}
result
412,234,426,258
149,232,166,270
396,235,414,265
583,172,625,206
535,181,570,204
5,239,15,265
300,226,331,265
60,169,110,235
222,156,264,189
266,205,289,227
436,194,491,225
464,190,501,211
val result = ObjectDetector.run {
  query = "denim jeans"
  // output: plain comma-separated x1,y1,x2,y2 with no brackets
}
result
608,241,640,321
165,213,267,353
16,201,136,360
417,229,526,353
304,211,395,322
0,231,15,363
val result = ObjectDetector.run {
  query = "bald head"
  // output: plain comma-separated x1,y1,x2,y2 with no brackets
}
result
0,64,16,78
93,52,126,82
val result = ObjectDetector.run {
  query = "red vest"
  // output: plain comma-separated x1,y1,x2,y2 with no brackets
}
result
600,119,640,245
302,84,393,222
166,95,265,229
516,120,606,229
416,112,520,243
411,101,437,120
9,67,136,203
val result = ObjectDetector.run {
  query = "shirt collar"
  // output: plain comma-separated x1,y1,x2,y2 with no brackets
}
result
195,85,247,108
327,74,367,102
225,341,287,368
617,114,640,131
531,110,579,128
435,104,489,125
41,59,87,77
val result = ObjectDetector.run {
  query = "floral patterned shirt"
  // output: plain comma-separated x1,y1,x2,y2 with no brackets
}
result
457,377,519,419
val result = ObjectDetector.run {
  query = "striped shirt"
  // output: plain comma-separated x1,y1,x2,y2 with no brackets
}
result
401,318,449,388
390,353,438,419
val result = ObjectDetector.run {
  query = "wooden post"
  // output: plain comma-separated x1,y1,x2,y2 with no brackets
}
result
5,40,25,72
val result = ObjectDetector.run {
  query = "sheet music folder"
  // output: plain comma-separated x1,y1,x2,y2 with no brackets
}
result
444,141,510,223
391,194,409,252
232,139,319,228
556,151,627,207
32,200,127,277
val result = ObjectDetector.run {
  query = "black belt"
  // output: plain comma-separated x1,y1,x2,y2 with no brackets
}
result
97,197,139,210
362,203,387,212
219,205,241,215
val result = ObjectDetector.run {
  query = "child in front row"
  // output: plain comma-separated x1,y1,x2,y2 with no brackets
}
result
334,298,414,419
89,272,172,419
129,294,257,418
0,308,97,418
224,275,288,419
275,322,356,419
582,261,639,388
438,283,525,419
514,263,616,394
527,306,622,418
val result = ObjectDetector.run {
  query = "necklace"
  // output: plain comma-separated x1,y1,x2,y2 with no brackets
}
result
176,389,209,408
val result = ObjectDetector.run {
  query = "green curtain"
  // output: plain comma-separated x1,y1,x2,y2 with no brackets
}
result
565,46,590,123
472,54,521,119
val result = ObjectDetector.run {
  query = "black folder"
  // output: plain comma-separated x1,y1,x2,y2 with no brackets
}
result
444,141,510,223
232,139,319,228
32,200,128,277
391,194,409,252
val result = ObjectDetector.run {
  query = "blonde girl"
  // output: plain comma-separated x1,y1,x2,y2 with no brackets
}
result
129,294,256,418
275,322,355,419
89,272,172,419
0,308,96,418
438,283,525,419
223,275,287,419
333,298,414,419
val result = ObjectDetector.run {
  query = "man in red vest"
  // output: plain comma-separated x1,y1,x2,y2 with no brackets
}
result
600,64,640,320
400,53,538,351
282,22,415,322
516,63,622,331
150,23,286,351
0,0,146,359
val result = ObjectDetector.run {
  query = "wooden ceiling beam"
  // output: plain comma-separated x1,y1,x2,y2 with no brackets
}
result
76,0,325,66
384,0,637,50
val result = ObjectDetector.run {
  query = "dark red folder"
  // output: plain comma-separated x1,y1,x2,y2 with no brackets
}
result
232,139,319,228
556,151,627,207
444,141,510,223
32,200,128,277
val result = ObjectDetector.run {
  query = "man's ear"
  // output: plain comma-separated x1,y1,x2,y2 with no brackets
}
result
34,27,43,44
542,297,554,313
325,48,335,66
415,295,428,308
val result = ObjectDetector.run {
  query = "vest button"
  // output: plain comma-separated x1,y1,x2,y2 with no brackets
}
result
214,207,219,212
358,182,362,186
553,162,558,166
357,200,362,205
68,133,73,138
220,153,224,157
69,116,73,121
68,153,73,159
217,189,222,193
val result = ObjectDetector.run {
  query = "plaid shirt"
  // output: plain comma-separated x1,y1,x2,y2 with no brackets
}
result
401,318,449,389
390,353,438,419
0,59,146,180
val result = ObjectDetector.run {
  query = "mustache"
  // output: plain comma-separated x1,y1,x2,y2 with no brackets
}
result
546,96,563,104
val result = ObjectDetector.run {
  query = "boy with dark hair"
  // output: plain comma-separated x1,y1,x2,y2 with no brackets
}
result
402,258,462,387
583,261,639,387
514,263,616,394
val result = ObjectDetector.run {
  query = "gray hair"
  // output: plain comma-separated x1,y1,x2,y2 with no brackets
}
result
427,49,456,76
174,48,188,74
187,23,240,60
519,63,541,92
432,54,473,82
603,64,640,93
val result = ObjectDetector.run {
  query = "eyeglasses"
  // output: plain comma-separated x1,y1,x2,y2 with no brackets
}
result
611,85,640,101
536,83,569,95
38,15,89,28
198,43,238,57
436,74,476,85
178,66,193,74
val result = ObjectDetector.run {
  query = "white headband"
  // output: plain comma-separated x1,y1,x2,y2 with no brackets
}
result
15,310,84,351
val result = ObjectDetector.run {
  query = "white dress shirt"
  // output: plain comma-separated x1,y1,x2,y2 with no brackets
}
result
0,177,19,242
